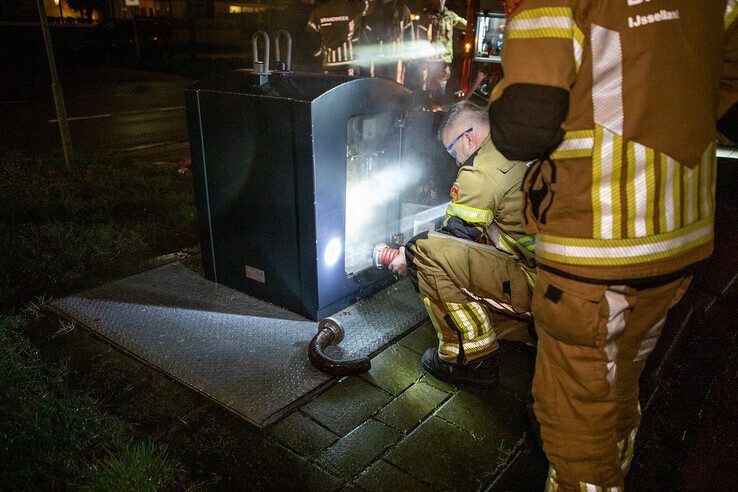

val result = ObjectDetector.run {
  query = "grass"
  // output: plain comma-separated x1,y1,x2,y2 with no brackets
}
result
0,314,177,489
1,150,196,488
0,151,198,308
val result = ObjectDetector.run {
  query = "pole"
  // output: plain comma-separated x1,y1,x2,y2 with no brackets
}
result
58,0,64,20
131,7,141,59
36,0,73,166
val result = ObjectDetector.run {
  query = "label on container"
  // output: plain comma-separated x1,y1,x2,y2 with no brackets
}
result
244,265,265,284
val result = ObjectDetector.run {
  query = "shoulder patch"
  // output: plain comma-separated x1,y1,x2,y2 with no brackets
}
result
505,0,524,19
450,183,459,202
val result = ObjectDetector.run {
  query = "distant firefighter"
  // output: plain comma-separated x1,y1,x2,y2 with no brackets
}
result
362,0,415,83
307,0,369,75
416,0,467,108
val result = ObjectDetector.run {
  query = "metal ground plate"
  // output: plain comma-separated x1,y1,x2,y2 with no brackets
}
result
49,262,426,427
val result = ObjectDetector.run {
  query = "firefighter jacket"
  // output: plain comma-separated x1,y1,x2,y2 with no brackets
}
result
307,0,369,68
417,8,467,64
489,0,738,284
363,0,414,45
407,136,536,288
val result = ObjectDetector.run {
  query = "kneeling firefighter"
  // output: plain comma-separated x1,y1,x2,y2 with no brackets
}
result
388,101,536,387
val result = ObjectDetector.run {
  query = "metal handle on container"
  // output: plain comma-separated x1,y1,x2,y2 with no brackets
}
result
252,30,270,73
274,29,292,72
308,317,371,377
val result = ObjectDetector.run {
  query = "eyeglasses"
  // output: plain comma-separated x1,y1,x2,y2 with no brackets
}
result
446,127,473,158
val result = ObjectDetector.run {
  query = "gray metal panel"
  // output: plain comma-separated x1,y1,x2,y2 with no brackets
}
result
323,281,429,361
49,262,426,428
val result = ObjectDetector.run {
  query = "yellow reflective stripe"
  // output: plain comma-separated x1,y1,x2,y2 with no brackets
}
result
726,0,738,29
658,153,668,233
507,28,572,40
550,148,593,159
545,466,559,492
632,142,648,237
710,142,717,214
580,484,622,492
683,165,695,225
573,23,584,71
423,297,443,339
524,269,537,288
536,217,714,266
500,230,536,258
593,127,622,240
447,302,476,341
611,133,623,239
626,141,637,238
700,143,714,219
645,147,656,236
438,332,496,355
689,162,699,224
592,126,604,239
461,303,483,338
518,234,536,252
510,7,573,21
550,129,595,159
673,156,683,229
446,202,493,225
468,302,491,338
618,427,638,471
564,129,595,139
507,8,574,39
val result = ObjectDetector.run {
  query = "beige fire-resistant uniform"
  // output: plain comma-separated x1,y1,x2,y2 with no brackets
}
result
416,8,467,103
488,1,738,490
408,137,535,364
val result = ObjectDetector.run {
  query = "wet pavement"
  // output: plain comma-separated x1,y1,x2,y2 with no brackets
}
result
29,158,738,490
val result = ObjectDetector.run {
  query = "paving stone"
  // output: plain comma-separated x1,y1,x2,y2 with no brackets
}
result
419,373,455,394
361,344,425,396
385,416,512,490
435,388,528,444
270,411,339,459
376,381,449,434
353,459,429,492
247,443,342,491
316,419,402,482
303,377,393,436
398,321,437,355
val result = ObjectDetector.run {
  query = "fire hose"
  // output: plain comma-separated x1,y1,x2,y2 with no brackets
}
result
308,242,401,377
308,317,371,377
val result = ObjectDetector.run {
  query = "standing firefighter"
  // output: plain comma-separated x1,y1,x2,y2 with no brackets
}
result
307,0,369,75
416,0,467,108
362,0,415,83
488,0,738,490
389,102,536,387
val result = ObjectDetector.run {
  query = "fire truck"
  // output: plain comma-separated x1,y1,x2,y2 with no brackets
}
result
459,0,506,101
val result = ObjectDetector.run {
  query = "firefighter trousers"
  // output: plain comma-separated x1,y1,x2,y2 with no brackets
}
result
531,269,691,491
411,233,532,364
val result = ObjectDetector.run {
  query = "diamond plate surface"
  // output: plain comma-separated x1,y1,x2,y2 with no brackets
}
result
49,262,426,427
323,280,428,361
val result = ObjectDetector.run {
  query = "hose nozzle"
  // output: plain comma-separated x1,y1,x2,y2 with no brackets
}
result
372,242,400,269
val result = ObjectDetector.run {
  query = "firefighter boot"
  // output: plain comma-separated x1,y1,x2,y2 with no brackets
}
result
422,348,499,388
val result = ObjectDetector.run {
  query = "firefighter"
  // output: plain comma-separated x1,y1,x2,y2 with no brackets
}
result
416,0,467,108
388,102,536,387
362,0,414,83
306,0,369,75
488,1,738,489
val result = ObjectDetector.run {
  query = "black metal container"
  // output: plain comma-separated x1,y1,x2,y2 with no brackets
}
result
186,70,454,320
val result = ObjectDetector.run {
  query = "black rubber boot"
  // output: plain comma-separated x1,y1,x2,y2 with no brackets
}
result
422,348,499,388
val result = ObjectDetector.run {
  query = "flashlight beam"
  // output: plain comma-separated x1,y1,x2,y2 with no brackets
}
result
398,201,449,236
